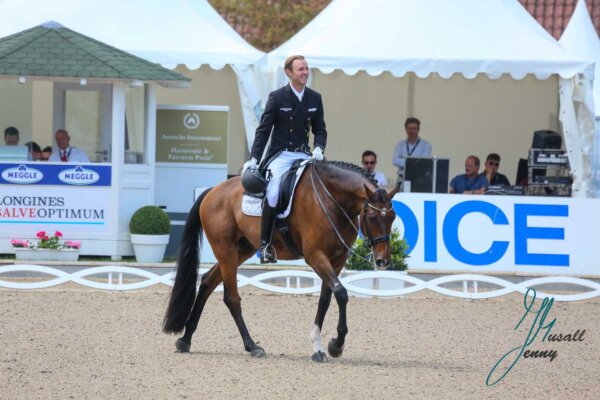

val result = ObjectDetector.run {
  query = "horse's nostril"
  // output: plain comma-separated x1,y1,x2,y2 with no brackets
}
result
375,259,383,267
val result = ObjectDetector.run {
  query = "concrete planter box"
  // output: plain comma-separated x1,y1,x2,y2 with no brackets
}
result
14,248,80,262
130,234,170,263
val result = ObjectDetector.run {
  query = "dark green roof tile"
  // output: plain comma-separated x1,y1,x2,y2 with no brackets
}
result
0,22,189,84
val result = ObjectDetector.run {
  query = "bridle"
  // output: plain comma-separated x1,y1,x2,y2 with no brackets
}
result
360,195,394,247
309,162,393,255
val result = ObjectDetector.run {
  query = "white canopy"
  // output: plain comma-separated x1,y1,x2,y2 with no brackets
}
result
0,0,264,69
560,0,600,116
0,0,265,153
267,0,591,80
263,0,596,197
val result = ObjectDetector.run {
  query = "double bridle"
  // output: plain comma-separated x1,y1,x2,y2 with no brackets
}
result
309,162,393,255
360,197,394,247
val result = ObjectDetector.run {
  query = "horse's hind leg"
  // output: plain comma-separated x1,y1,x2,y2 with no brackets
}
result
219,247,265,358
176,264,222,352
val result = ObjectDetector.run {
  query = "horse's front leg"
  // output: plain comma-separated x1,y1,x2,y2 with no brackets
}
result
307,255,349,361
310,282,332,362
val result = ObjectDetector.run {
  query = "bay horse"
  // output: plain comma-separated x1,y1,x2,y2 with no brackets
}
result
163,160,399,362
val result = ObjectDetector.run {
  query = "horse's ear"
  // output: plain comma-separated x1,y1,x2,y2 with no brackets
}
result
387,182,401,199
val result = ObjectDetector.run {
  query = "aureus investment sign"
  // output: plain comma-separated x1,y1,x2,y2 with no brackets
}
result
156,109,228,164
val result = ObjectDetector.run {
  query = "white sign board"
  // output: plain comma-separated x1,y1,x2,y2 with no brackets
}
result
392,193,600,275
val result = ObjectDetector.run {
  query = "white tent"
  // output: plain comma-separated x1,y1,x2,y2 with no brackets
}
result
0,0,265,155
263,0,596,197
560,0,600,197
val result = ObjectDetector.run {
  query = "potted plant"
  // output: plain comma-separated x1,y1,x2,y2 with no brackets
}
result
344,228,408,295
129,206,171,263
11,230,81,262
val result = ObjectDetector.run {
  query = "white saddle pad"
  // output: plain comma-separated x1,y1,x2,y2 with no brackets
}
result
241,164,307,218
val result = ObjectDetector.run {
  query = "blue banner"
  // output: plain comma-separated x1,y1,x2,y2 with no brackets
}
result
0,163,111,186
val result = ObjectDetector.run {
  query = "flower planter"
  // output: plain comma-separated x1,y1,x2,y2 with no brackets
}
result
130,234,170,263
14,248,80,262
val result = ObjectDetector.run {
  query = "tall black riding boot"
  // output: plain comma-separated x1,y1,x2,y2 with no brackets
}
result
260,203,277,263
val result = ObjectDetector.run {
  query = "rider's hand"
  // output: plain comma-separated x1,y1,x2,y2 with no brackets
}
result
242,157,257,174
311,147,324,161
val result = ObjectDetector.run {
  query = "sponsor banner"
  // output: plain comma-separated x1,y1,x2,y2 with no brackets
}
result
392,194,600,275
0,163,111,186
156,106,228,164
0,185,109,233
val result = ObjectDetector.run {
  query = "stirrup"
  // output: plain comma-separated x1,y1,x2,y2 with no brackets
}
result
260,244,277,264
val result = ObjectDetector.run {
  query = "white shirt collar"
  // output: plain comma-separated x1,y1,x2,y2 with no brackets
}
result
289,83,305,101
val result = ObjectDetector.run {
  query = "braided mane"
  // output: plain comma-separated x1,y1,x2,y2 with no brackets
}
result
319,160,378,186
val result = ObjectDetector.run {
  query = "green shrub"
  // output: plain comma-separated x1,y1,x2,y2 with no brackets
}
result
345,228,409,271
129,206,171,235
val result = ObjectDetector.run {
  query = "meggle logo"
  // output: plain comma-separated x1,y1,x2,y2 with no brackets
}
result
1,164,43,184
58,166,100,185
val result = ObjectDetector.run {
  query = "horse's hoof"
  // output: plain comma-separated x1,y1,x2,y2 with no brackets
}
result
250,346,266,358
175,338,191,353
328,338,344,358
311,351,328,363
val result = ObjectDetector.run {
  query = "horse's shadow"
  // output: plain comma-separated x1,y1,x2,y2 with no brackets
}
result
177,350,470,371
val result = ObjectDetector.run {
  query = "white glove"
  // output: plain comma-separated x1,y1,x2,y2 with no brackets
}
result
242,157,257,174
311,147,324,161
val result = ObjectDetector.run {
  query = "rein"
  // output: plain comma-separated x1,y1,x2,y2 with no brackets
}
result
309,162,390,262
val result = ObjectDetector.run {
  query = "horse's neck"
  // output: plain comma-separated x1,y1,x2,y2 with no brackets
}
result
317,169,367,217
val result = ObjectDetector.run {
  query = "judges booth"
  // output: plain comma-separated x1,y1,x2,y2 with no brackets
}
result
0,22,190,259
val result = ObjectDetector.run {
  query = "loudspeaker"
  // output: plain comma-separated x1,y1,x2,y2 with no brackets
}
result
405,157,450,193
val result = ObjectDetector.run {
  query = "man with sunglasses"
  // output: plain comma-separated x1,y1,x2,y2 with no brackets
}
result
361,150,388,186
482,153,510,186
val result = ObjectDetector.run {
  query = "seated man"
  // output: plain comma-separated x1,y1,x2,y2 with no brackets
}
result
361,150,388,186
41,146,52,161
49,129,89,162
4,126,19,146
449,155,488,194
481,153,510,186
24,141,42,161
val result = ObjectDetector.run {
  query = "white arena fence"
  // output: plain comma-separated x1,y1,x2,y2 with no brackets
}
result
1,265,600,302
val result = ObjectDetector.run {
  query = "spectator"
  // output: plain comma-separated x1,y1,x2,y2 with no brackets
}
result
40,146,52,161
392,117,432,179
24,141,42,161
361,150,388,186
449,155,488,194
482,153,510,186
4,126,19,146
49,129,89,162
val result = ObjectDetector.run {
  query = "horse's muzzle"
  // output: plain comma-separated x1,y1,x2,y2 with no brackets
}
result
374,257,390,270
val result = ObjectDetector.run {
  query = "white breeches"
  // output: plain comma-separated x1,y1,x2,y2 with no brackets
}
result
265,151,311,208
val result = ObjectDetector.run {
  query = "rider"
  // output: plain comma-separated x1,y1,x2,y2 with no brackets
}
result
243,55,328,263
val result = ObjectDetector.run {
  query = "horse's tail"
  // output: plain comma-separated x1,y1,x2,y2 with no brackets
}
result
162,188,212,334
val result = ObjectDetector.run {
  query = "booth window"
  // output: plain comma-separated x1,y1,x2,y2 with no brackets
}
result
125,86,146,164
65,90,102,162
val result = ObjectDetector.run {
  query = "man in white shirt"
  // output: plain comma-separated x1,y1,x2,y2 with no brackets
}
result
361,150,388,187
49,129,90,163
392,117,432,179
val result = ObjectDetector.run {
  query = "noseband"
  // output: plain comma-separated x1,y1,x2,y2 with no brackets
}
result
360,188,394,248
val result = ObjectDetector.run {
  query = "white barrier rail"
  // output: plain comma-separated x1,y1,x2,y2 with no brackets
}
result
1,265,599,302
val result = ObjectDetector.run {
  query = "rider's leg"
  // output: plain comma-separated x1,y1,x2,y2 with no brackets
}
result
260,200,277,263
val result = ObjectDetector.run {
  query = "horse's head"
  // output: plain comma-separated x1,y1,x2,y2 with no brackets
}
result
360,184,400,270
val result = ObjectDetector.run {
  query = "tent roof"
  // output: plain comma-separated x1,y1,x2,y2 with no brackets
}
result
0,0,264,70
268,0,592,80
0,22,190,86
560,0,600,116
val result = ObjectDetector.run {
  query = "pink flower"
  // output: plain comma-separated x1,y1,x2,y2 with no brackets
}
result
55,231,63,238
64,241,81,250
37,231,46,239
